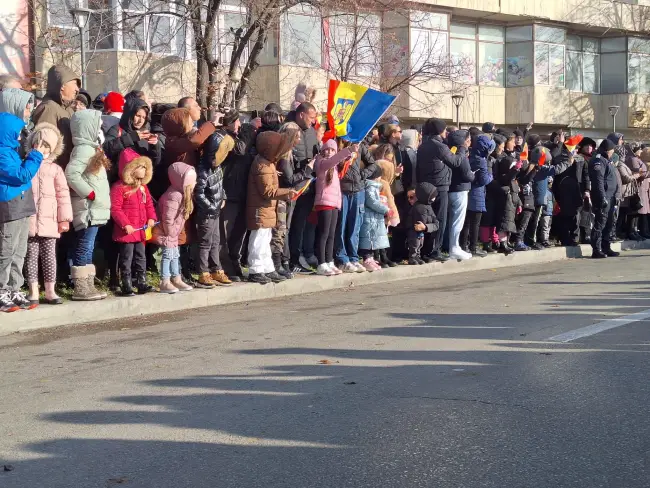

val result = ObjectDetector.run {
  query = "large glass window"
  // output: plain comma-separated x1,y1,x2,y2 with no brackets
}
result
450,23,476,84
506,26,533,87
409,12,449,74
281,5,322,67
534,25,565,87
327,12,380,77
628,37,650,94
121,0,146,51
448,23,504,87
566,36,600,94
600,37,626,94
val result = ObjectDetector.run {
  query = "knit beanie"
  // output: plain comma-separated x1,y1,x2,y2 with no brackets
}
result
222,110,240,126
526,133,541,148
425,118,447,136
599,139,616,154
322,139,337,152
530,146,551,166
104,92,125,113
482,122,496,133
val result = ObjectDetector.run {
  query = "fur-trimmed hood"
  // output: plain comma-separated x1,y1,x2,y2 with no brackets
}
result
118,147,153,186
24,122,64,163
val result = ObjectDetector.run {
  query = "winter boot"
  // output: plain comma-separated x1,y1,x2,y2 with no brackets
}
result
71,266,104,301
120,273,136,297
211,270,233,286
470,246,488,258
591,249,607,259
135,273,154,294
108,270,120,292
265,271,287,283
87,264,107,299
196,272,216,289
379,249,397,267
248,273,272,284
498,242,514,255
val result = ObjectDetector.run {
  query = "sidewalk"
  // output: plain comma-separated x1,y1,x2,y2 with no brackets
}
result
3,240,649,336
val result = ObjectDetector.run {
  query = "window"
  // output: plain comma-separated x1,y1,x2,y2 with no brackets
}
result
506,26,533,87
447,22,504,86
281,5,322,67
628,37,650,93
216,10,248,67
47,0,115,50
121,0,146,51
327,12,381,77
450,23,476,83
478,25,504,87
409,11,449,74
534,25,565,87
566,36,600,94
600,37,626,94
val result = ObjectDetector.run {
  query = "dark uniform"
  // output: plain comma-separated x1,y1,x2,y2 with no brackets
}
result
553,152,591,245
588,153,619,254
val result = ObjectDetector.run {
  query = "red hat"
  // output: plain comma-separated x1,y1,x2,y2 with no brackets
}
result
104,91,125,113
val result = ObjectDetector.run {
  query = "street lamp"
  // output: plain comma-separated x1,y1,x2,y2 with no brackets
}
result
70,7,92,88
451,94,464,128
608,105,620,133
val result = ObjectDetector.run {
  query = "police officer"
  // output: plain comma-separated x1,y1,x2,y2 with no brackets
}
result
589,139,620,259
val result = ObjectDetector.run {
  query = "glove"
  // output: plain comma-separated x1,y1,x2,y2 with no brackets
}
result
601,198,608,209
87,191,96,201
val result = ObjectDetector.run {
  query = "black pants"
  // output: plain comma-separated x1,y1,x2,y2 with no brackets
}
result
390,228,409,262
424,189,448,256
317,209,338,264
514,208,533,243
289,192,315,265
556,209,580,244
616,206,629,237
407,230,424,258
460,210,482,251
197,214,222,273
591,197,616,252
99,221,119,282
220,200,247,275
118,242,146,278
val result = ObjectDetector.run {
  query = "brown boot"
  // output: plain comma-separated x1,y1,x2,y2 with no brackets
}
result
211,270,232,286
197,272,216,289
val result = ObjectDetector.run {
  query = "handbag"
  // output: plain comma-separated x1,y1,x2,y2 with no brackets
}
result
629,180,643,212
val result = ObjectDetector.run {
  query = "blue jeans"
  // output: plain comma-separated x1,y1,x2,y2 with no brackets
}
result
73,226,99,266
335,190,365,264
160,246,180,279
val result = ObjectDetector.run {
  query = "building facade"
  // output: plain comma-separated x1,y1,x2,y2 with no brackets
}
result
34,0,650,138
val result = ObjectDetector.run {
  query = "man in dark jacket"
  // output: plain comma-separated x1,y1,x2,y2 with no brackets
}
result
194,111,239,287
447,130,474,260
416,117,467,261
589,139,620,258
287,102,319,272
553,137,594,246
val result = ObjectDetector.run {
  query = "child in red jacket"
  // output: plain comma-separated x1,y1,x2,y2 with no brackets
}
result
110,148,157,296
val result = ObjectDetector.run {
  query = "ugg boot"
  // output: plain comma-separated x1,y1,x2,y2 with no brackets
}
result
120,273,136,297
159,279,179,294
71,266,104,301
87,264,107,299
136,273,154,294
171,275,193,291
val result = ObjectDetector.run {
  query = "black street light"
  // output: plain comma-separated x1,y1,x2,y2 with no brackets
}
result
608,105,620,133
452,94,464,128
70,7,92,88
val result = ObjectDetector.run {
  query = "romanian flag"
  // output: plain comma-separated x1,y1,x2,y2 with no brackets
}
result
519,143,528,161
291,178,315,201
324,80,396,143
564,134,583,153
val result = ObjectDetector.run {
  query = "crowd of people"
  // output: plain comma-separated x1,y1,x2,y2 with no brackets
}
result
1,66,649,313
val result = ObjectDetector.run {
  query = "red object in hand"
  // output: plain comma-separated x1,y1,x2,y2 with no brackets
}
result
516,206,522,215
87,191,96,201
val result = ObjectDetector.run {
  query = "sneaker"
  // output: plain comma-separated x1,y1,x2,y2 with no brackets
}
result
291,263,315,275
211,270,233,286
196,272,217,289
591,250,608,259
604,249,620,257
363,258,376,272
370,259,383,271
265,271,287,283
0,291,19,312
352,261,366,273
317,263,335,276
248,273,272,284
328,262,343,275
530,242,544,251
159,279,179,294
470,248,488,258
430,252,449,263
514,242,529,251
299,255,316,271
341,262,357,273
171,276,193,291
449,248,472,261
305,255,319,268
277,266,294,279
11,291,37,310
541,241,552,248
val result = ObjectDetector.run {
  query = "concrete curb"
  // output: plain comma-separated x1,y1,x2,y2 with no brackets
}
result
3,240,649,336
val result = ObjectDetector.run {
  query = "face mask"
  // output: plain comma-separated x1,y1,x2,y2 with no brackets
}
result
97,129,105,145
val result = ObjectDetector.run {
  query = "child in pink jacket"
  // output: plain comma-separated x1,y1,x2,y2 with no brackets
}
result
24,123,73,305
313,139,357,276
152,162,197,293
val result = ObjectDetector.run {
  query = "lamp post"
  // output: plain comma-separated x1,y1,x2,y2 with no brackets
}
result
608,105,620,133
70,7,92,88
451,94,464,128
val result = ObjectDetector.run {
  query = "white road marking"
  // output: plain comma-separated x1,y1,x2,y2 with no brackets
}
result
548,309,650,342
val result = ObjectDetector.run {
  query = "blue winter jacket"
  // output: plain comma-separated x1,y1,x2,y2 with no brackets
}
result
468,135,495,212
359,179,390,251
0,113,43,204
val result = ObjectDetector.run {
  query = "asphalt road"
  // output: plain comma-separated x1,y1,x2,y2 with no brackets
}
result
1,250,650,488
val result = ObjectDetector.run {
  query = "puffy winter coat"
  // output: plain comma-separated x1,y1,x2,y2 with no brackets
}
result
222,127,254,203
359,179,390,250
313,148,353,209
448,131,475,193
0,88,34,144
31,65,80,168
0,113,43,223
340,143,378,194
194,130,231,217
416,135,467,191
153,162,197,248
626,154,650,215
25,123,72,238
246,131,293,230
407,182,439,233
468,136,495,213
110,148,157,243
65,110,111,231
589,153,619,205
532,146,572,207
553,153,591,215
